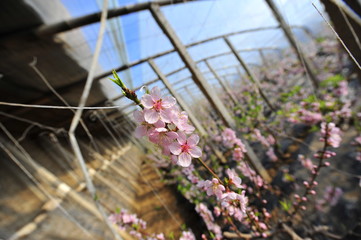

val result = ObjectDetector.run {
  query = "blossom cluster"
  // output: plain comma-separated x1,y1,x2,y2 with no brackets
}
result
221,128,247,161
320,122,342,148
134,87,202,167
179,230,196,240
253,129,278,162
353,136,361,161
195,203,223,239
316,186,343,211
109,209,196,240
109,209,162,240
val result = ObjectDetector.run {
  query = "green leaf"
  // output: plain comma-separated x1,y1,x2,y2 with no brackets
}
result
320,74,345,87
115,207,121,214
168,232,175,240
93,193,99,201
316,37,326,43
309,125,319,133
283,172,295,182
181,224,187,231
279,200,291,211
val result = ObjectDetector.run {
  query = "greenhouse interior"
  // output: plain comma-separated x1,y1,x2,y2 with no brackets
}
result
1,0,361,239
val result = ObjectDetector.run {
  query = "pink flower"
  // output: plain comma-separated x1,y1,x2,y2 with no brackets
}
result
334,80,348,96
221,191,248,222
266,148,278,162
148,128,178,155
169,132,202,167
213,206,221,217
141,86,176,124
170,109,195,134
204,178,226,199
226,169,242,189
133,110,165,138
320,122,342,148
180,231,196,240
195,203,223,239
232,147,245,161
222,128,237,148
354,136,361,145
298,154,315,172
254,129,270,147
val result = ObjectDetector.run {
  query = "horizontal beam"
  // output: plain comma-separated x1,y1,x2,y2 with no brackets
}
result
109,70,240,117
34,0,193,36
32,25,300,106
106,62,241,105
104,46,278,104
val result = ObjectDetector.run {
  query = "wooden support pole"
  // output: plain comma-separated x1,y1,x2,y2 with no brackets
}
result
258,49,269,68
150,4,271,183
150,3,235,128
32,0,192,36
224,37,276,112
265,0,319,89
148,59,207,137
204,60,239,106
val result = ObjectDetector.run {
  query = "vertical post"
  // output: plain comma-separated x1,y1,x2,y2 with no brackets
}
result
258,49,269,68
149,3,235,128
224,37,275,112
149,4,271,183
265,0,319,89
148,59,207,137
204,60,239,105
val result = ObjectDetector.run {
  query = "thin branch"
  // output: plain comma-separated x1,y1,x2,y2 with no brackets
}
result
0,101,121,110
312,3,361,70
67,1,122,239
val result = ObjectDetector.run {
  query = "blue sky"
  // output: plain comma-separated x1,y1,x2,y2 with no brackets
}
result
60,0,326,106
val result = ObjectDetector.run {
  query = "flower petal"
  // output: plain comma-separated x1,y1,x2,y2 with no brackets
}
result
161,96,176,108
189,146,202,158
177,131,187,145
133,110,144,123
169,142,182,155
154,120,165,128
187,134,199,146
160,109,172,123
166,131,178,140
177,152,192,167
134,126,147,138
141,94,154,109
150,86,161,101
144,109,159,124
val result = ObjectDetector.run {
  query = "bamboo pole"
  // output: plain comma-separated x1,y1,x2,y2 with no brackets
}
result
204,60,239,105
148,59,207,137
265,0,319,89
224,37,276,112
150,3,271,183
33,0,193,36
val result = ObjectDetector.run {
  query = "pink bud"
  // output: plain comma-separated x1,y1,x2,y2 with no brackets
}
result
301,206,306,210
302,197,307,202
312,181,318,186
303,181,309,187
294,194,300,199
324,161,330,167
309,190,316,195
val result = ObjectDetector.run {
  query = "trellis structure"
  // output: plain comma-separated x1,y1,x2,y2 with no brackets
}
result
0,0,326,239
